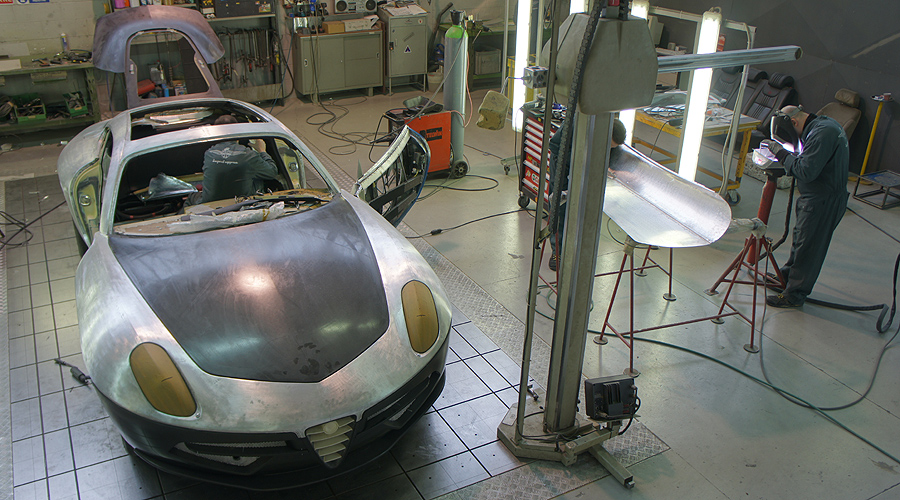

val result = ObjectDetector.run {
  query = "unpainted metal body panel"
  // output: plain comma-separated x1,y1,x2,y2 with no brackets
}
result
93,6,226,108
59,95,448,486
605,144,731,247
93,5,225,73
108,197,391,383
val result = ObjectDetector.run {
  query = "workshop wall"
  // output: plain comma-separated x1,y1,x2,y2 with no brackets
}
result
652,0,900,174
0,0,103,58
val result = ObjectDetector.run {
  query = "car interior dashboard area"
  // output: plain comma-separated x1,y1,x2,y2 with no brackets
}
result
113,137,333,233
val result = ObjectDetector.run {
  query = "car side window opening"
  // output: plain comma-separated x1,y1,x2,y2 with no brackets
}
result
74,137,109,244
130,31,210,100
273,139,329,191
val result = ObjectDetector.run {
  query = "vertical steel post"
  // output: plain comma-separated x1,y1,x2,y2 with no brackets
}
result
543,111,614,432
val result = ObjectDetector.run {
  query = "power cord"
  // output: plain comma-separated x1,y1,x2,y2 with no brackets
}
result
417,173,500,201
0,200,67,251
407,208,526,238
55,358,91,385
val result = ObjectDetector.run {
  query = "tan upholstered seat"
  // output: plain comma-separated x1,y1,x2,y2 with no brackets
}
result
817,88,862,139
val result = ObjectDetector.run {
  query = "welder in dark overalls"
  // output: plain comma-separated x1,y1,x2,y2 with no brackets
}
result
762,105,850,308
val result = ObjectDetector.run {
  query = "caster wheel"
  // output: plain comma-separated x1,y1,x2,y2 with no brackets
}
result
450,161,469,179
504,164,511,175
518,194,530,209
725,190,741,206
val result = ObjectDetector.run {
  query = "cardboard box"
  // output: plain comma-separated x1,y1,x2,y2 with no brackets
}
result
343,17,377,32
323,20,345,34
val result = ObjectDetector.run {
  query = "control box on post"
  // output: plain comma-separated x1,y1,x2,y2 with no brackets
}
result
377,2,428,93
584,375,637,421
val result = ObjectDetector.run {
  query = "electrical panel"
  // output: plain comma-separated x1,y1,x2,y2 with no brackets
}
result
583,375,637,421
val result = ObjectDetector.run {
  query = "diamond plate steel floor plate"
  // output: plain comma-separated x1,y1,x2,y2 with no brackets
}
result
435,422,669,500
0,180,12,500
310,138,670,500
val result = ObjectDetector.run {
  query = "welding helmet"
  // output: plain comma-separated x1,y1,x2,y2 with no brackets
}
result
770,108,802,153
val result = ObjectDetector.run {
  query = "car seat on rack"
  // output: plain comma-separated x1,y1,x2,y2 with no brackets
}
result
736,67,768,114
817,88,862,139
710,66,743,110
742,72,797,148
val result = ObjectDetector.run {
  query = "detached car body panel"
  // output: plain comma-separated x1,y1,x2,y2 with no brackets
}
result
59,97,447,489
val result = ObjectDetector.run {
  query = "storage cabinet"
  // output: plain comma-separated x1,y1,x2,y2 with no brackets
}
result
517,102,560,208
294,29,383,103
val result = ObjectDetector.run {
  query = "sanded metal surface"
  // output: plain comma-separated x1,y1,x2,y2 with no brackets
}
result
605,144,732,247
92,5,225,73
4,143,668,499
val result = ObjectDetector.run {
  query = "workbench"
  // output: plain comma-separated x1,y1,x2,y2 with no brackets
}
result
0,57,100,136
633,108,760,204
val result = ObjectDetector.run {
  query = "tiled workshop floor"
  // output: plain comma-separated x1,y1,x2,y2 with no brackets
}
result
3,175,662,500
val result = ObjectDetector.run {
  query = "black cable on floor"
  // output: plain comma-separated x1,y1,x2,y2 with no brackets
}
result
848,206,900,245
407,208,526,238
0,200,66,251
417,174,500,201
533,264,900,465
466,144,505,160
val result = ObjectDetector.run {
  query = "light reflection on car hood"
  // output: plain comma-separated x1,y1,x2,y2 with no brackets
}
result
107,195,391,383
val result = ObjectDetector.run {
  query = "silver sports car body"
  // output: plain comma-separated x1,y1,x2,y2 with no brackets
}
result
57,98,450,489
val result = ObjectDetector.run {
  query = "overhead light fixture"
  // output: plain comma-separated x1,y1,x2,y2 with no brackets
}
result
569,0,585,14
676,7,722,181
619,0,650,146
511,0,533,131
630,0,650,19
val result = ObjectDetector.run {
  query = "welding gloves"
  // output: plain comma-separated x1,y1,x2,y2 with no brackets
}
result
761,139,784,157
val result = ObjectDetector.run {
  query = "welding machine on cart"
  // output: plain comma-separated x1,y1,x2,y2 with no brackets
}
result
382,98,455,177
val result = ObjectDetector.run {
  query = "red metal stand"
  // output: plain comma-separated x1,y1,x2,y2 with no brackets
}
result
706,170,787,352
593,170,789,375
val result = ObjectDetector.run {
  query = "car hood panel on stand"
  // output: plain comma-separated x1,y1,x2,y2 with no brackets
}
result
108,196,390,383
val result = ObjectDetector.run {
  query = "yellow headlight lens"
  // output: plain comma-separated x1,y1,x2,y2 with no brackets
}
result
130,343,197,417
401,280,439,353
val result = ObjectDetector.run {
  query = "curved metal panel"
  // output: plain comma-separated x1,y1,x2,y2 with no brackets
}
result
107,196,390,383
93,5,226,73
605,144,731,247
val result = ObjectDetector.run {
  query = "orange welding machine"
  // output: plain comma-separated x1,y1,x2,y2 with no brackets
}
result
384,108,452,176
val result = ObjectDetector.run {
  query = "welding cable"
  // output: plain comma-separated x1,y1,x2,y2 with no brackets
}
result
534,282,900,465
533,302,900,466
547,0,603,242
755,176,795,261
761,217,898,333
465,144,506,160
416,173,499,201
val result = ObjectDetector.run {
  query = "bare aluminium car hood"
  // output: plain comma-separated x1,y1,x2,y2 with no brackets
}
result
107,196,390,383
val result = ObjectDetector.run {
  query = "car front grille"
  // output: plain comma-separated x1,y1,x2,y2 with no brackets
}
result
173,438,296,468
305,416,355,466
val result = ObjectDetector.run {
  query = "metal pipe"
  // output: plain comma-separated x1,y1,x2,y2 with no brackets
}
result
515,0,564,442
658,46,801,73
717,24,755,197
